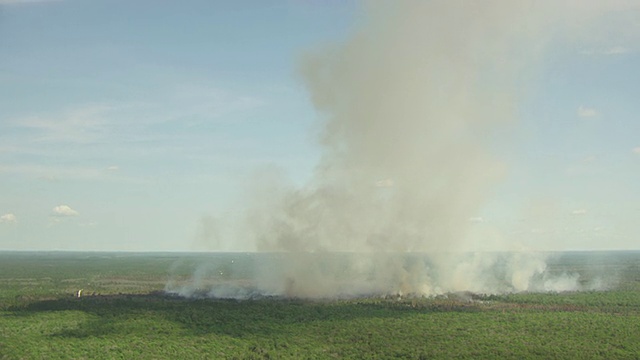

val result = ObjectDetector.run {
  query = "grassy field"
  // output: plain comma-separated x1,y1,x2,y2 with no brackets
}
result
0,251,639,359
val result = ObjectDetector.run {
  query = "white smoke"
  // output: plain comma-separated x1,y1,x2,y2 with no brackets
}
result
173,0,638,299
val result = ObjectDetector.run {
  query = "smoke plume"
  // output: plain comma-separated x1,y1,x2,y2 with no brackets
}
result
170,0,638,299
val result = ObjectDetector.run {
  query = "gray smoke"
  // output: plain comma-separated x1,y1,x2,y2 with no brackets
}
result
170,0,638,299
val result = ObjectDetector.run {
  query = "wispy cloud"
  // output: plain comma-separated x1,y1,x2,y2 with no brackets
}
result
38,174,59,182
571,209,588,216
581,46,632,56
0,213,17,223
0,164,148,184
603,46,631,55
160,84,266,127
0,0,61,4
12,104,111,144
0,85,267,189
577,106,597,118
565,155,600,176
633,147,640,155
0,164,104,180
3,84,265,152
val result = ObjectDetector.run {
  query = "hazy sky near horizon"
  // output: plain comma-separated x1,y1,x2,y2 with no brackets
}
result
1,0,639,252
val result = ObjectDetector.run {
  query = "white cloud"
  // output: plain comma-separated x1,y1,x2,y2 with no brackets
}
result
571,209,588,215
51,205,79,217
468,216,484,223
577,106,597,117
375,179,394,188
106,165,119,171
0,213,17,223
632,147,640,155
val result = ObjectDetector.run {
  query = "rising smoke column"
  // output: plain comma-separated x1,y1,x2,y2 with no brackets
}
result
178,1,639,299
244,1,557,298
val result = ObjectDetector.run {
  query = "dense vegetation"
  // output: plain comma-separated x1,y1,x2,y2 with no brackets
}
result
1,251,639,359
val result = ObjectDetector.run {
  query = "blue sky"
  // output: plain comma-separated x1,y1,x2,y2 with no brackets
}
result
0,0,638,251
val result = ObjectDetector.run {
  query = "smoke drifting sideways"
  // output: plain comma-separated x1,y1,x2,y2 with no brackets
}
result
167,1,638,299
